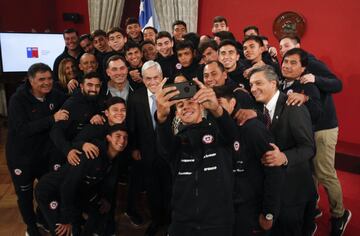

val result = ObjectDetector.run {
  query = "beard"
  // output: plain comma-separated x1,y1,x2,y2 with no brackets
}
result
83,91,99,102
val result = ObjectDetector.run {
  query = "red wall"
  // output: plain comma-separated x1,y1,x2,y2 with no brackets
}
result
0,0,55,32
121,0,140,29
0,0,89,34
54,0,89,34
198,0,360,155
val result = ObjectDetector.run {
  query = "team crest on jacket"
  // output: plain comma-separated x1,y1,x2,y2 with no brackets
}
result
49,103,55,110
202,134,214,144
49,201,58,210
14,169,22,176
176,63,182,70
233,141,240,151
286,89,293,95
53,164,61,171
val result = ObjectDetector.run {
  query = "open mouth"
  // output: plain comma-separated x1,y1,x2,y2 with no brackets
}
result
182,110,194,117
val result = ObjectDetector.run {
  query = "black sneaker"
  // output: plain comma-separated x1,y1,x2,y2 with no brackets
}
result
314,208,323,219
25,224,41,236
330,209,352,236
124,211,144,227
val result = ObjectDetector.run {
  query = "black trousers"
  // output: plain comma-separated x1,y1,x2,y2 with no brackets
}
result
270,203,306,236
35,172,114,236
145,157,172,226
169,223,232,236
35,170,71,235
7,159,48,226
126,158,145,214
234,201,270,236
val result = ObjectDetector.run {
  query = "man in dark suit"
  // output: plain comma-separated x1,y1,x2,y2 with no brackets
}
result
127,60,172,235
248,65,316,236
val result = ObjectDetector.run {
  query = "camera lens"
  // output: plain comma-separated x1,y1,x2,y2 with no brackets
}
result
184,86,190,93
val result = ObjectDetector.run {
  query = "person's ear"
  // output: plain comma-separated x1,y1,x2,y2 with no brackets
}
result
106,134,111,143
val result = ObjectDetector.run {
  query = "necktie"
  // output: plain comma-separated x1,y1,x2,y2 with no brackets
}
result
263,106,271,129
150,94,157,129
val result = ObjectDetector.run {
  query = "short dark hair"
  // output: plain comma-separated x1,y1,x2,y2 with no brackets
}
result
214,31,236,42
106,55,127,69
91,29,107,38
282,48,308,67
279,34,301,44
106,27,127,38
105,96,126,109
243,25,259,35
156,31,172,42
79,34,92,42
81,71,101,83
198,39,218,55
242,35,264,47
63,28,78,37
140,40,155,49
125,17,140,26
28,63,52,79
108,123,127,135
124,41,141,54
213,85,235,100
172,20,187,30
213,16,228,25
183,32,200,49
218,39,238,53
205,60,225,72
143,26,158,34
175,40,194,53
258,35,268,41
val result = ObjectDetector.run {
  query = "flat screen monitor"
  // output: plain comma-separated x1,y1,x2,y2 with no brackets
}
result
0,32,65,73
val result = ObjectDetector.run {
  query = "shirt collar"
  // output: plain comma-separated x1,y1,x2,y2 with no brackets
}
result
147,89,155,98
265,90,280,120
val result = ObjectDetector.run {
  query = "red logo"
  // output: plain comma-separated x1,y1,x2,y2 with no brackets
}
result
49,201,58,210
53,164,61,171
202,134,214,144
233,141,240,152
14,169,22,176
176,63,182,70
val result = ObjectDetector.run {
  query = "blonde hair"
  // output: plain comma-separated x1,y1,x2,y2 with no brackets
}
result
58,58,76,89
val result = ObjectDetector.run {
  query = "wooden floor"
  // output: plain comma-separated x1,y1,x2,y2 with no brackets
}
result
0,119,159,236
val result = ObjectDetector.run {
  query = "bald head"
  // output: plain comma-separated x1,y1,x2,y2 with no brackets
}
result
79,53,98,74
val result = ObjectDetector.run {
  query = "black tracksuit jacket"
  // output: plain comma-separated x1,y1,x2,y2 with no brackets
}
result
232,118,284,219
50,92,104,157
6,82,66,165
157,111,237,229
306,53,342,131
36,141,121,224
281,80,323,126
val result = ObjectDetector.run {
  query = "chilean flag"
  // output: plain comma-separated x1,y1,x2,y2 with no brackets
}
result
27,47,39,58
139,0,159,30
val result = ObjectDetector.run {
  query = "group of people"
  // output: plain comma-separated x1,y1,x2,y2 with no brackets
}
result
5,15,351,236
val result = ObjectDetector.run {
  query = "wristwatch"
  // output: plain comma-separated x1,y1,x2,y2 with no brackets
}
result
265,213,274,221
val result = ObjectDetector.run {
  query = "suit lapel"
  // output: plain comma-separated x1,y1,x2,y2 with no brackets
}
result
270,92,287,131
140,88,153,127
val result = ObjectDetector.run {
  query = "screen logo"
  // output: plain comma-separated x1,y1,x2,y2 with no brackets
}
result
26,47,39,58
